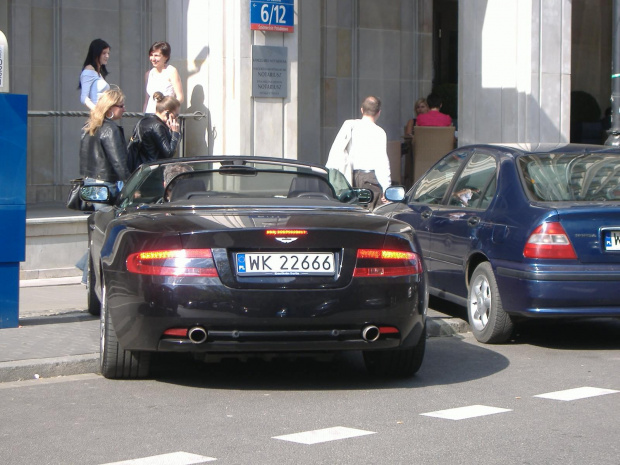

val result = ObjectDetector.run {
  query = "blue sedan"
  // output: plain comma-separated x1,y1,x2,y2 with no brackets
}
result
378,143,620,343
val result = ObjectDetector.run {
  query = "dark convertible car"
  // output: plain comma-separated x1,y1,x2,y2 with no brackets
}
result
75,157,427,379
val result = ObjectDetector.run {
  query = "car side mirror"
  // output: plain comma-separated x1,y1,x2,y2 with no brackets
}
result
81,185,111,203
385,186,406,202
353,188,373,205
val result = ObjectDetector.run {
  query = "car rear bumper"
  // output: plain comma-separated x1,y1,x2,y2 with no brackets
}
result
158,330,404,352
495,263,620,317
105,272,426,352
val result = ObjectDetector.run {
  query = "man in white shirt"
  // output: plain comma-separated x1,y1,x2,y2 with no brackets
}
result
348,96,391,209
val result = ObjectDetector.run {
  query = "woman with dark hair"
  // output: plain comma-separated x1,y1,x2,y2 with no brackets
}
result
143,41,184,113
79,38,111,110
128,91,181,171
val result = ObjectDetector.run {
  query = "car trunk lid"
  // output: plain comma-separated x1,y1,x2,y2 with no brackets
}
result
554,204,620,264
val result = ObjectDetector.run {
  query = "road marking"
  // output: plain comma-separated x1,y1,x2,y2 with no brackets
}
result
534,386,619,401
101,452,216,464
273,426,376,445
421,405,512,420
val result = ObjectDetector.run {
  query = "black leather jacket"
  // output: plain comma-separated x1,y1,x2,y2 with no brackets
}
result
80,119,131,182
134,114,180,163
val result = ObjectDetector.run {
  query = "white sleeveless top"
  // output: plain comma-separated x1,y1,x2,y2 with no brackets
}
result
145,66,176,113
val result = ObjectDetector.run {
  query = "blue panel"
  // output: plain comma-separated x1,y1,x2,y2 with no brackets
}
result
0,262,20,328
0,93,28,206
0,204,25,261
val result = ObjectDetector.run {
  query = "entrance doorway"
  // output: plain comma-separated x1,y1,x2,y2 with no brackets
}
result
433,0,458,122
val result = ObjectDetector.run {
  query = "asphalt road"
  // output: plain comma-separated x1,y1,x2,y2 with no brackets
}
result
2,317,619,465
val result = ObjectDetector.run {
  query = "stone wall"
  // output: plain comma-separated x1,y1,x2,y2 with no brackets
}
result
319,0,433,164
571,0,612,118
459,0,572,145
2,0,165,204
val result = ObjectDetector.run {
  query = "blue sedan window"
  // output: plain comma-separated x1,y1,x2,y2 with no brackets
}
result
411,151,465,204
519,152,620,201
448,152,497,208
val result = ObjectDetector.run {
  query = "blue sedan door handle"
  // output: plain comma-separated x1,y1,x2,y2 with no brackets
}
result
468,216,480,227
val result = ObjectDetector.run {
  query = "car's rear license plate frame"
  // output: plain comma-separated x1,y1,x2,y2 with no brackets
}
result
604,230,620,250
235,252,335,276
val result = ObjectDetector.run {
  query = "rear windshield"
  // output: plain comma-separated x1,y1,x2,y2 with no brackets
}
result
119,160,359,207
518,152,620,201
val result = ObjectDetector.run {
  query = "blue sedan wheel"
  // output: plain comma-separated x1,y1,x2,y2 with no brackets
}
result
468,262,513,344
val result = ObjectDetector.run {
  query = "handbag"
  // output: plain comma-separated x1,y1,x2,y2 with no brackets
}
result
127,121,145,173
66,178,94,211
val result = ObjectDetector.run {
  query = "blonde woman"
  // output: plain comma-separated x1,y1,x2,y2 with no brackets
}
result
405,98,430,137
79,88,131,196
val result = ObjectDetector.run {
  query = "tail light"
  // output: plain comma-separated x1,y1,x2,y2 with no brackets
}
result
163,328,188,337
523,222,577,259
353,249,423,277
266,229,308,236
126,249,218,276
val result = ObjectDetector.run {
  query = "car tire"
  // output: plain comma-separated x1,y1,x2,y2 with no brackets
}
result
100,282,151,379
468,262,513,344
363,327,426,377
86,252,101,316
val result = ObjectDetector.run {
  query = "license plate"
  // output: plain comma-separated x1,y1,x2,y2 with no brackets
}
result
236,252,335,276
604,230,620,250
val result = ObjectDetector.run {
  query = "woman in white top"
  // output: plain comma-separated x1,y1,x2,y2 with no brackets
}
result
143,41,184,113
79,39,111,110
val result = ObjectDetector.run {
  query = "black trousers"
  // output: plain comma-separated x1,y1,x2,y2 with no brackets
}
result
353,170,382,210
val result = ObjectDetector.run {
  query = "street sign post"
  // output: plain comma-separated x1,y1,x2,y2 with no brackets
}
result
250,0,294,33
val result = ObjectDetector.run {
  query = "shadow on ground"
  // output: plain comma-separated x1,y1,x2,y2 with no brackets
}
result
511,317,620,350
149,332,508,391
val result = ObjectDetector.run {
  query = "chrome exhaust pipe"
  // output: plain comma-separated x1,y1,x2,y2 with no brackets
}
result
362,325,380,342
188,326,208,344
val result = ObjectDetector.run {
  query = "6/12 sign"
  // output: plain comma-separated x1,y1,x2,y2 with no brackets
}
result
250,0,294,33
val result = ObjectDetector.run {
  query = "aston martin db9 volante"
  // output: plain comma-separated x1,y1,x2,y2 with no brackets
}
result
73,157,427,379
379,143,620,344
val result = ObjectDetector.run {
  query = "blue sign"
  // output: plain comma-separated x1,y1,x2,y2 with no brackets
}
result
250,0,294,33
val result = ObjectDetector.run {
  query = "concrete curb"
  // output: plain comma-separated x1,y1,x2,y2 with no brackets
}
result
0,354,100,383
427,317,470,338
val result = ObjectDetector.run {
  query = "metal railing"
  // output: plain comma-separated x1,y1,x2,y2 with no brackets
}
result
28,110,208,158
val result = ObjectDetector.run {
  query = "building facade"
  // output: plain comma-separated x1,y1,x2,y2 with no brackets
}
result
0,0,612,204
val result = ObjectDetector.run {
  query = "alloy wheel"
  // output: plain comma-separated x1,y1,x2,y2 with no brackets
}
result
469,274,491,332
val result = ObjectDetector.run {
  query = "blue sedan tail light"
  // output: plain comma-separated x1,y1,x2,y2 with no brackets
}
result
523,222,577,259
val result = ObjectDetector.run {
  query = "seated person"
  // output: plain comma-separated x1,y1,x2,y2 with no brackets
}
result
405,98,430,137
416,92,452,127
163,164,194,201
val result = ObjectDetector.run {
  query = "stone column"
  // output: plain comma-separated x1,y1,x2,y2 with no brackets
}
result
459,0,571,145
173,0,299,159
